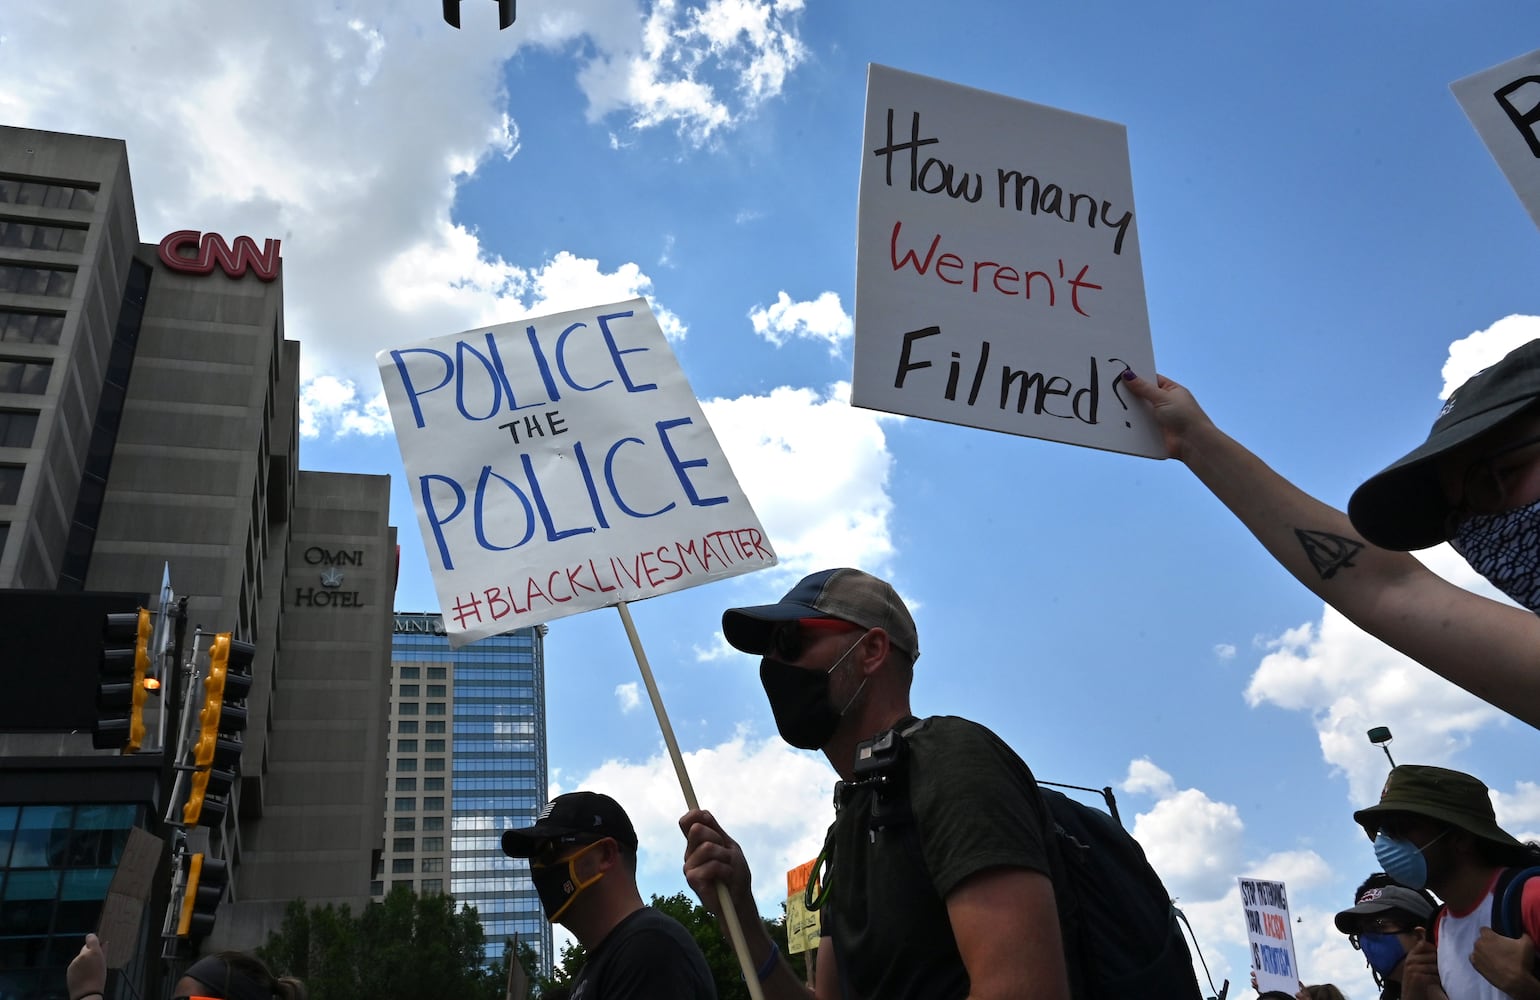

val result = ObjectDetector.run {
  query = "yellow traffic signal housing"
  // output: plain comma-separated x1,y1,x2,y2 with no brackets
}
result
93,608,152,752
175,852,229,939
182,632,255,826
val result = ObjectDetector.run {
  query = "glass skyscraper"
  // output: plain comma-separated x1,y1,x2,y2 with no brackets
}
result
377,614,551,971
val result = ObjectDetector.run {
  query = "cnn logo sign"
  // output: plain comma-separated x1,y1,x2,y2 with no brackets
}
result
157,230,281,282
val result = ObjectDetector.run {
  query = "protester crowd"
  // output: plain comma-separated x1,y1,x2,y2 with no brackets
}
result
71,342,1540,998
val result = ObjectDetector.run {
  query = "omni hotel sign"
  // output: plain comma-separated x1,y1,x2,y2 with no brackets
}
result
394,614,447,635
293,547,365,608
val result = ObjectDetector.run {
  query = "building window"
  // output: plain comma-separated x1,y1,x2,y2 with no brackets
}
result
0,178,97,210
393,817,416,832
392,837,415,852
396,758,417,773
397,720,418,734
425,758,445,772
422,837,444,852
0,220,88,253
393,797,415,812
424,778,444,791
426,703,445,716
0,310,64,345
395,778,417,792
427,684,446,697
425,721,446,734
391,859,414,874
399,684,419,697
397,739,418,753
0,465,23,505
0,264,76,297
0,360,51,395
422,858,445,873
399,703,419,716
428,667,447,679
423,797,444,811
423,816,445,831
421,878,443,894
369,880,384,896
399,666,420,679
425,739,445,753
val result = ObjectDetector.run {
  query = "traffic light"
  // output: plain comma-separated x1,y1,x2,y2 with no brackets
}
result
182,633,254,827
93,609,152,751
175,852,229,940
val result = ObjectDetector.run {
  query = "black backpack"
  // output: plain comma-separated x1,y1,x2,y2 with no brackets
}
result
869,718,1202,1000
1432,864,1540,949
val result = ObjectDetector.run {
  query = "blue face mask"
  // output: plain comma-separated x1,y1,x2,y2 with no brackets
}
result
1372,829,1449,891
1358,932,1407,976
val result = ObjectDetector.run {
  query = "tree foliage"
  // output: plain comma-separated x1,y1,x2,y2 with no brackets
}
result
257,886,506,1000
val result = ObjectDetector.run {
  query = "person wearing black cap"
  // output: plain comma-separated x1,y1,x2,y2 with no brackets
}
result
1351,765,1540,1000
1332,874,1440,999
66,937,307,1000
1121,344,1540,731
502,791,715,1000
679,568,1074,1000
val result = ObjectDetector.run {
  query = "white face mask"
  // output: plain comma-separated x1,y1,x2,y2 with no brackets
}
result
1449,497,1540,613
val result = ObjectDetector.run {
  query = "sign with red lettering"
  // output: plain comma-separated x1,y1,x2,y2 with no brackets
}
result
157,230,281,282
377,297,777,647
1452,48,1540,232
851,64,1162,458
1239,877,1299,996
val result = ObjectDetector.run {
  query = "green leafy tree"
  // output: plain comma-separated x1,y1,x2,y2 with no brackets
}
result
258,886,504,1000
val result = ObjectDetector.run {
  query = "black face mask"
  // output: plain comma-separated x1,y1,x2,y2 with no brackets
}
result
759,634,868,750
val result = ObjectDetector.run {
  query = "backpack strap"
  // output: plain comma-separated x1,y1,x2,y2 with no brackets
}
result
1495,865,1540,939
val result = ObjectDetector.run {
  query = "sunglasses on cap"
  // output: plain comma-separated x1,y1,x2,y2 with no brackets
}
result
767,618,864,663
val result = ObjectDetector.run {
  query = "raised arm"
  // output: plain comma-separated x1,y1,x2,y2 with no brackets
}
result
1123,371,1540,729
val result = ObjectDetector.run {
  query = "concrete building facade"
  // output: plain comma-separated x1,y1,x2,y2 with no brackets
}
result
0,126,395,999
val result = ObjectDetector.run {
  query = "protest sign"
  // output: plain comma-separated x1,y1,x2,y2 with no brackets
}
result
97,827,163,969
851,64,1163,458
785,858,821,956
1239,877,1299,996
1452,48,1540,232
378,298,777,646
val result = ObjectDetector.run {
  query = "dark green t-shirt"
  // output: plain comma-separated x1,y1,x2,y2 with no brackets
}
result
823,715,1053,1000
570,906,718,1000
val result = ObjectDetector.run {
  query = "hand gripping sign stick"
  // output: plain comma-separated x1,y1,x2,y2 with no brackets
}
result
617,601,766,1000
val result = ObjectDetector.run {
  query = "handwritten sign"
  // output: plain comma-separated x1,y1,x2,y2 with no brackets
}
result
1452,48,1540,231
98,827,163,969
1239,877,1299,996
379,298,777,645
785,858,821,955
851,64,1162,458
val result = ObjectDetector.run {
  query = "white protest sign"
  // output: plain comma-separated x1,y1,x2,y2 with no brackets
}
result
852,64,1162,458
379,298,776,646
1452,48,1540,231
1239,877,1300,995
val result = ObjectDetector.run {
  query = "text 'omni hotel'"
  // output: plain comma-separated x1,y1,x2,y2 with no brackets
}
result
0,125,405,998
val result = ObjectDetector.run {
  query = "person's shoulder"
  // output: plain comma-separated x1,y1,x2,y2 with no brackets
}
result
626,907,707,950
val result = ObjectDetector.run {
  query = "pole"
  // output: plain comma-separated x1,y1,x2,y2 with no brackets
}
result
615,602,766,1000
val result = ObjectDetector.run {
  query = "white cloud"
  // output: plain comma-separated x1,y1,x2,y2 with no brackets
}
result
2,1,803,435
568,727,835,913
1493,780,1540,844
1214,643,1237,661
693,631,738,663
1127,780,1245,902
300,377,393,439
702,382,898,579
615,681,642,713
748,291,853,353
1440,315,1540,398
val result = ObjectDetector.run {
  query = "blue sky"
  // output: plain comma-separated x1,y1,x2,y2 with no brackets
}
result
6,2,1540,992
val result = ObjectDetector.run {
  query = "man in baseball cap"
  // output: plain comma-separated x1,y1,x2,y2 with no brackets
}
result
680,568,1164,1000
1121,343,1540,731
502,792,714,998
1351,765,1540,1000
1331,874,1438,999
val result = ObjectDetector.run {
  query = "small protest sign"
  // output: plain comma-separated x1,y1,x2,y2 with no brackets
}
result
378,298,777,646
1452,48,1540,231
785,858,821,955
98,827,163,969
1239,877,1299,996
851,64,1162,458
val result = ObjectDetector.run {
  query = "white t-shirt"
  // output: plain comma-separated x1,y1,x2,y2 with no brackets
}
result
1436,868,1540,1000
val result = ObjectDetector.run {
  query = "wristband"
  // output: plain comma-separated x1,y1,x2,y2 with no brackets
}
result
755,943,779,984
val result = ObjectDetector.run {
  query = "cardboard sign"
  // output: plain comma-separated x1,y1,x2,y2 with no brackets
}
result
97,827,163,969
1452,48,1540,231
785,858,821,955
1239,877,1299,995
852,64,1162,458
379,298,777,645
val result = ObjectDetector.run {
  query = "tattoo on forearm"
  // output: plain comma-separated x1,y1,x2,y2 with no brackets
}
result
1295,528,1364,580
